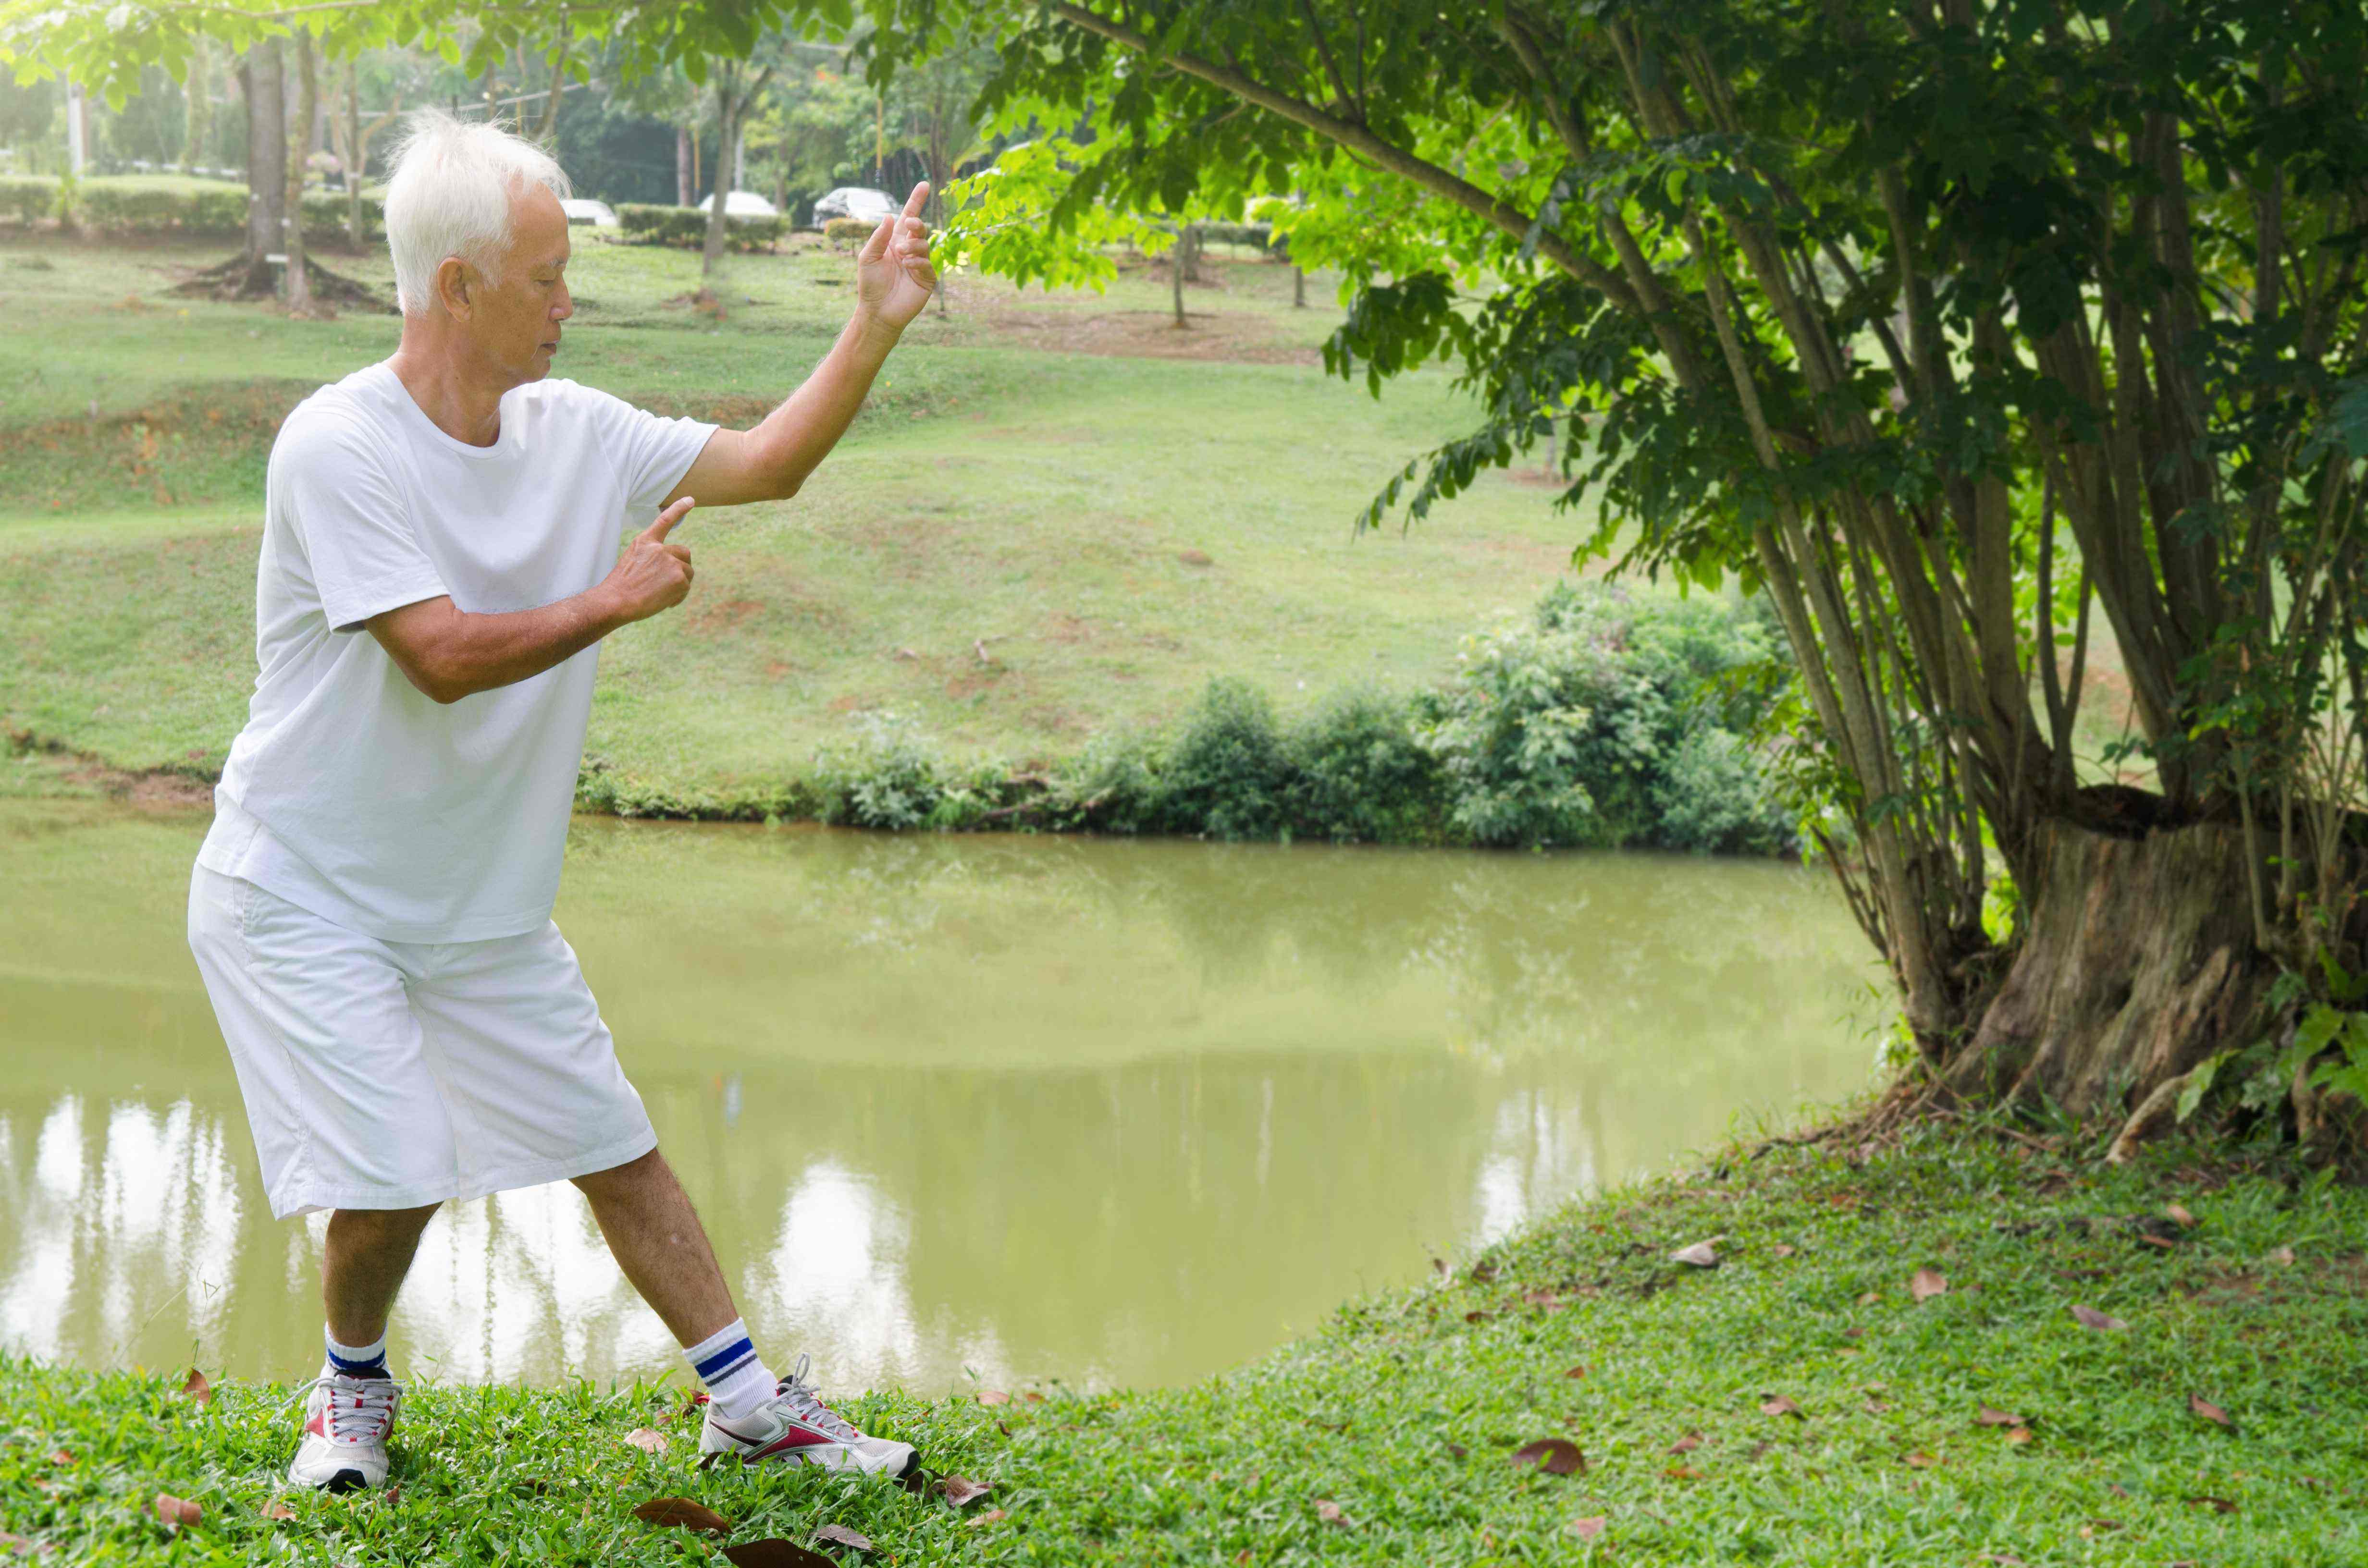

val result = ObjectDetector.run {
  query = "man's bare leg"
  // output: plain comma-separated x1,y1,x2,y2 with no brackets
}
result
323,1204,442,1346
572,1147,738,1344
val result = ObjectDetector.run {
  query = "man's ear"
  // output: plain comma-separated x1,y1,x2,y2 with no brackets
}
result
434,255,473,319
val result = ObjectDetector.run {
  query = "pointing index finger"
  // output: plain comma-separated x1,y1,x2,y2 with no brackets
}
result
645,496,694,542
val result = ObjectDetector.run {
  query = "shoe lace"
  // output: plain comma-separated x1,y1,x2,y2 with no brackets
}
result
289,1374,404,1445
775,1355,860,1442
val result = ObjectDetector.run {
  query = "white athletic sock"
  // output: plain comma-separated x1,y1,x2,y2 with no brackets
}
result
683,1318,775,1422
324,1327,389,1380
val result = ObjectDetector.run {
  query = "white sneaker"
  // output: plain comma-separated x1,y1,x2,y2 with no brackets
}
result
286,1367,403,1492
699,1355,917,1478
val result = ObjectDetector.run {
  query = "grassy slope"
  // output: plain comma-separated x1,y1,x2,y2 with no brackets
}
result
0,232,1589,798
3,1119,2360,1564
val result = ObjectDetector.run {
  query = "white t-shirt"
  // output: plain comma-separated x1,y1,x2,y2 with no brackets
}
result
199,363,715,943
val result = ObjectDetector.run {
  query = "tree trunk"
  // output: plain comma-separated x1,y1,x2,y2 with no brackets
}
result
1943,814,2309,1132
182,38,211,175
1293,264,1306,307
1170,223,1199,327
342,57,363,246
235,42,287,297
675,125,692,207
700,87,738,278
284,33,317,316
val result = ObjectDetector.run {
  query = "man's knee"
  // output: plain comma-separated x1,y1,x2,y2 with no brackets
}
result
571,1145,668,1198
327,1202,443,1245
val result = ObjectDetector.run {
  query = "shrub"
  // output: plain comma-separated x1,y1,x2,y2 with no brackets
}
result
616,203,786,251
188,187,248,236
822,216,874,246
300,191,384,245
1284,689,1445,844
0,176,59,225
1151,679,1294,840
80,183,185,233
1412,582,1796,852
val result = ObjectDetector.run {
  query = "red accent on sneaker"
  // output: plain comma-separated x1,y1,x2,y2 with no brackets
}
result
745,1426,833,1460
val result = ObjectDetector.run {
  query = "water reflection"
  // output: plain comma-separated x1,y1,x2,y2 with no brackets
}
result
1,803,1874,1392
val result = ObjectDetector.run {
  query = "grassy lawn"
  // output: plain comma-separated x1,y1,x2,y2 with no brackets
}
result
0,228,1591,802
3,1115,2360,1563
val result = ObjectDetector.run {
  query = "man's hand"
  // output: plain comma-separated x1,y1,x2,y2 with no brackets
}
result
603,497,696,623
855,184,937,332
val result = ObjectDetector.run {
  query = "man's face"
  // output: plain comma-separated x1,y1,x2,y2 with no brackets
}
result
463,185,573,385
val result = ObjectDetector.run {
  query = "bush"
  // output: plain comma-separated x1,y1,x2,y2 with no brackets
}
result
822,217,874,246
79,182,186,233
1151,679,1294,841
1411,583,1797,852
0,176,59,225
1284,689,1445,845
188,186,248,236
300,191,384,245
616,203,787,251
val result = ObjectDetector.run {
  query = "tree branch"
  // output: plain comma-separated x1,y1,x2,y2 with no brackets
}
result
1294,0,1358,123
1043,0,1638,308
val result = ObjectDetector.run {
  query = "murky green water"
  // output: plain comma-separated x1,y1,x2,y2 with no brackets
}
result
1,800,1875,1395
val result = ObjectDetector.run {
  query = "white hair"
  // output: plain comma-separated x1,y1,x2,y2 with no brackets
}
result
383,109,572,316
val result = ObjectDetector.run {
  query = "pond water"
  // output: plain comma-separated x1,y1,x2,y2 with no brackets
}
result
1,800,1875,1396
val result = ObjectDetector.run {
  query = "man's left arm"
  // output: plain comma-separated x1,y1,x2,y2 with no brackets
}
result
666,184,939,509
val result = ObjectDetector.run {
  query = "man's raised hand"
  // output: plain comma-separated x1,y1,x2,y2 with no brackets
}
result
856,184,938,331
604,497,696,624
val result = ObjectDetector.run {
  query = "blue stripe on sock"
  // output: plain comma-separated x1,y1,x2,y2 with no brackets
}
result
694,1338,755,1381
327,1347,388,1375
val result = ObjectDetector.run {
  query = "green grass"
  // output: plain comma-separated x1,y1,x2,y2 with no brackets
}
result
0,230,1590,801
4,1117,2362,1563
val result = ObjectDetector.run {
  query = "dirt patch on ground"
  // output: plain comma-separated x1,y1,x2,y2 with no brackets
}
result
955,298,1320,366
6,732,214,809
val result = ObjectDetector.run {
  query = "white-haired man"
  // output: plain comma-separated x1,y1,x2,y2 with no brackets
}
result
185,110,935,1492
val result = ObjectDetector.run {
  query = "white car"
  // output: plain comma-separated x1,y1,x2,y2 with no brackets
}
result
696,190,780,218
558,198,618,227
812,186,897,224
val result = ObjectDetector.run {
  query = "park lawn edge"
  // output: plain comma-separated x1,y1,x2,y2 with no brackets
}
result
4,1107,2364,1564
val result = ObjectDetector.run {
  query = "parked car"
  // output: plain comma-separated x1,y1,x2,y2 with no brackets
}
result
559,198,618,227
695,190,780,218
811,186,897,224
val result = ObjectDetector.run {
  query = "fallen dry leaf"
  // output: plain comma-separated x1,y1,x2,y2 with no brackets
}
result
1759,1395,1804,1420
1911,1268,1949,1302
1024,1391,1045,1404
153,1494,202,1529
259,1500,296,1521
1856,1289,1881,1306
624,1427,669,1455
936,1476,993,1508
1904,1452,1938,1469
1565,1365,1591,1380
1665,1464,1704,1480
1315,1500,1344,1525
1670,1240,1721,1268
2069,1304,2129,1332
179,1368,212,1405
2267,1244,2295,1266
2005,1427,2034,1445
45,1450,72,1466
1447,1442,1468,1459
1463,1310,1493,1324
633,1497,732,1533
723,1542,835,1568
1974,1406,2026,1428
1772,1244,1797,1259
964,1509,1007,1528
813,1522,874,1552
1512,1438,1586,1475
2185,1495,2238,1515
1569,1515,1607,1540
976,1390,1011,1407
1668,1432,1702,1455
2187,1393,2233,1429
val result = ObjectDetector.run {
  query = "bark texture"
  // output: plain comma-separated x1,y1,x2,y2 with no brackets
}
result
235,42,287,298
1949,819,2273,1116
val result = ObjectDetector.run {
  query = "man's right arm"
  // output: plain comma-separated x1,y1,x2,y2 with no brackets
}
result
369,498,697,705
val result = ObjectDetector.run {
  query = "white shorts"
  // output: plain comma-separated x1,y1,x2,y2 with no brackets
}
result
186,864,657,1220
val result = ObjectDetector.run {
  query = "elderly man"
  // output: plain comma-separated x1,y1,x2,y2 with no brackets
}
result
184,110,934,1492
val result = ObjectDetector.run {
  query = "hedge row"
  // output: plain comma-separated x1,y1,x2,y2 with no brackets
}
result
0,176,383,243
615,203,788,250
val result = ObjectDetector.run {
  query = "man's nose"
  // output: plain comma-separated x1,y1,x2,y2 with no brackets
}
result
552,283,573,323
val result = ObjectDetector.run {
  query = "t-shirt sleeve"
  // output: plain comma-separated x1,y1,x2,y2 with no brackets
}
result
279,411,449,634
579,384,721,516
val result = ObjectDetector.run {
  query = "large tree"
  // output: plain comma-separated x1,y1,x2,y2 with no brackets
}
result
911,0,2368,1154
